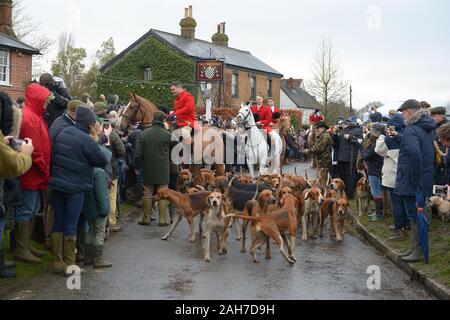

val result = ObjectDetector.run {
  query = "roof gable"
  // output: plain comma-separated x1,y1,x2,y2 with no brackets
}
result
281,79,320,110
100,29,283,77
0,33,40,55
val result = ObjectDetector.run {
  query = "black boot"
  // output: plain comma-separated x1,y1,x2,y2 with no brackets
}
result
0,249,16,278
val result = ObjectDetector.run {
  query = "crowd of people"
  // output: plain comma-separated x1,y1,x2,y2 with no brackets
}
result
305,102,449,263
1,74,449,278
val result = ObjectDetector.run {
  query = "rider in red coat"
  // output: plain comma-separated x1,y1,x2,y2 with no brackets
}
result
309,109,324,124
251,96,273,132
171,81,197,129
268,98,281,126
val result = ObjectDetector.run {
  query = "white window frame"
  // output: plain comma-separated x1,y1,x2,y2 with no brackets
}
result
231,72,238,97
0,49,10,86
144,67,152,81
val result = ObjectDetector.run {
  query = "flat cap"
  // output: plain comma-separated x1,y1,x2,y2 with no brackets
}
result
398,99,420,112
430,106,446,116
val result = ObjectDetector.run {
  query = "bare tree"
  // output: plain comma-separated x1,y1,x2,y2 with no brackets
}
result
12,0,55,78
306,38,348,117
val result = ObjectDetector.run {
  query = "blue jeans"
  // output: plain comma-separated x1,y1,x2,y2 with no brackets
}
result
368,176,382,198
0,217,5,248
399,196,418,224
51,190,85,237
15,190,41,222
388,188,408,230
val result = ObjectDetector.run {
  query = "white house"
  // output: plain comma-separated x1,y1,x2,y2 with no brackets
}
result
280,78,321,125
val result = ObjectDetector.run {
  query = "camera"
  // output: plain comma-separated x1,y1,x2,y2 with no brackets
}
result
9,138,25,152
433,185,449,196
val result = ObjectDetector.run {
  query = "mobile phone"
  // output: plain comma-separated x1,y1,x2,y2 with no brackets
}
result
9,139,25,151
433,185,448,195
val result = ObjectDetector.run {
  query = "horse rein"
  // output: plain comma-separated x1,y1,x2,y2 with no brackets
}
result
122,99,153,130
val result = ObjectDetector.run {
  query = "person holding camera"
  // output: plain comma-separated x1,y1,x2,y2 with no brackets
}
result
39,73,70,128
0,91,34,278
359,123,386,221
334,118,363,199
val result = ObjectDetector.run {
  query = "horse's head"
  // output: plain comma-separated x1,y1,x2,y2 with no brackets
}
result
234,103,254,127
120,92,158,132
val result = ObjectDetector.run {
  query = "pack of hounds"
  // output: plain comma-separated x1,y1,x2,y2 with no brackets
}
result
151,168,359,265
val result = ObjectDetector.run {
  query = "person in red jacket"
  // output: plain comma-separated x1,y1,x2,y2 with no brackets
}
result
268,98,282,126
171,81,197,130
309,109,325,124
15,83,53,264
251,96,272,132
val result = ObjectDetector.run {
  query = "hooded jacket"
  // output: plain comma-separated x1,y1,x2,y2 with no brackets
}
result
19,84,52,190
395,109,436,197
375,135,400,189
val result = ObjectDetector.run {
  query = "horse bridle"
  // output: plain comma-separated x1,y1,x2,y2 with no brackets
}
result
122,99,153,131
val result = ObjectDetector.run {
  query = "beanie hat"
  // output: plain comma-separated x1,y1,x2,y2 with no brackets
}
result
94,102,107,114
370,123,384,138
67,99,83,113
76,105,96,130
39,73,54,86
369,112,383,123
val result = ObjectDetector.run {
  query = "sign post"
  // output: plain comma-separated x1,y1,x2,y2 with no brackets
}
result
196,59,224,122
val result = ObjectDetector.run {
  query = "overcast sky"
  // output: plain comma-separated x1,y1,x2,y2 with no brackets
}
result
22,0,450,109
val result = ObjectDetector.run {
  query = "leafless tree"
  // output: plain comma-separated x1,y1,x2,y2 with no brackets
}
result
12,0,55,78
306,38,348,117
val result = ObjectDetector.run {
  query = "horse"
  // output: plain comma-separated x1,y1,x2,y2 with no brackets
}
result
277,114,296,171
120,92,225,185
234,103,282,179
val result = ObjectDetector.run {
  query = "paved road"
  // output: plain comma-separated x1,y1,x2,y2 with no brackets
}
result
1,163,432,300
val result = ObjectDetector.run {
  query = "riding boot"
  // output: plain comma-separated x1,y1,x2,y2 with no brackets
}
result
51,233,65,274
139,198,153,226
14,221,41,263
28,219,44,258
158,200,170,227
0,249,16,278
93,246,112,269
401,224,423,263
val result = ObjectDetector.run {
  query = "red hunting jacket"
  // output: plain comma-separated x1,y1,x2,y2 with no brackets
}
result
251,104,273,132
19,83,52,190
174,90,197,129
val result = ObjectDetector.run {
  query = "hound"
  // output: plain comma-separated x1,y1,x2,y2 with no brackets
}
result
320,198,350,242
203,193,229,262
355,176,371,216
299,186,324,241
154,189,211,242
329,178,348,200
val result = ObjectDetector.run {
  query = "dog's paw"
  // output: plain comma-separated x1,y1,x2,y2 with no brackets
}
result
290,256,297,262
161,235,169,241
204,257,211,263
265,255,272,260
240,248,246,253
301,236,308,242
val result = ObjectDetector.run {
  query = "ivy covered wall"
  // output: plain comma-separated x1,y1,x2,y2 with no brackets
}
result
97,36,198,108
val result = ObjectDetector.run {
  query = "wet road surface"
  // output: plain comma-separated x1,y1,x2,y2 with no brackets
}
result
1,163,432,300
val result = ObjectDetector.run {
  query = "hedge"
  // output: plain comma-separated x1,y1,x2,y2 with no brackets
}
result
97,36,198,107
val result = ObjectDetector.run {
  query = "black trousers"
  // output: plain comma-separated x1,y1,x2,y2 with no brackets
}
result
337,161,357,199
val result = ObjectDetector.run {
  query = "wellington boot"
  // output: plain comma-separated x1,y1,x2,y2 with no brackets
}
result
139,198,153,225
0,250,16,278
158,200,170,227
401,224,423,263
28,219,44,258
93,246,112,269
51,233,65,274
14,221,41,263
84,244,94,266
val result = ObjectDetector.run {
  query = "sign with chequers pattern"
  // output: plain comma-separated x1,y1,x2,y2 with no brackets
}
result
196,59,224,82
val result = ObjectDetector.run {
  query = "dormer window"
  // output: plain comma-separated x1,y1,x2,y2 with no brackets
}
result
143,67,152,81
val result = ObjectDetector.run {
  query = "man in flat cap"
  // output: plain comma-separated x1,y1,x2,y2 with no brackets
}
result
395,99,436,263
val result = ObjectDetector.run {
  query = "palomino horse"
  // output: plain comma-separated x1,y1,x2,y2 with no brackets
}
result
276,114,295,172
234,103,282,179
120,92,225,185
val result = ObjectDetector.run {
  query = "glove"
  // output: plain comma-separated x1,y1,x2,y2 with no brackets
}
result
415,190,425,211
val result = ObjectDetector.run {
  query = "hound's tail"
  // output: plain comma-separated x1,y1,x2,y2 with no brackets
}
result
224,214,262,223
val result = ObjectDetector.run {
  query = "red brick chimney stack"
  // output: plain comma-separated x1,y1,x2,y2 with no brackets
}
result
0,0,16,38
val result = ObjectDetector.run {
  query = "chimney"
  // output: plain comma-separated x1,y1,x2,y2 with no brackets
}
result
211,22,229,47
0,0,16,38
287,78,295,89
180,6,197,40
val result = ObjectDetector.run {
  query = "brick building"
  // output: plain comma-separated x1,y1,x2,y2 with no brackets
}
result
100,6,283,108
0,0,39,101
